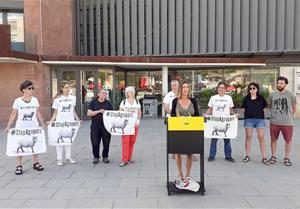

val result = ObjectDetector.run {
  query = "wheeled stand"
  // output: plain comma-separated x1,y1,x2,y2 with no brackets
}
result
166,117,205,195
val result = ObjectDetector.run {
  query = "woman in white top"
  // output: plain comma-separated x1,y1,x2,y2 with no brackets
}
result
119,86,142,167
5,80,45,175
48,82,82,166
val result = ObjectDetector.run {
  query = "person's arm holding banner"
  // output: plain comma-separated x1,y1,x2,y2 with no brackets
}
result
4,108,17,133
228,96,239,117
47,109,58,125
36,108,46,128
205,107,213,116
74,110,83,124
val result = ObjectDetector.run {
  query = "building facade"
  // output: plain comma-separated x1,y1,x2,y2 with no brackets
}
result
1,0,300,123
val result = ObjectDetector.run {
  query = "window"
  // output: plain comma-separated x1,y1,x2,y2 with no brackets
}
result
0,12,3,24
251,69,278,93
7,13,24,42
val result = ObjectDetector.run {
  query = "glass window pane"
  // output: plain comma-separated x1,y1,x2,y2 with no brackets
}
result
251,68,278,93
168,69,195,95
196,69,223,107
115,70,125,108
98,68,113,101
7,13,24,42
196,69,224,90
0,13,3,24
224,69,251,93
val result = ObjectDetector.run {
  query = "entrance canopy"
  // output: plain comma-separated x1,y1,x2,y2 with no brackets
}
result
41,55,266,68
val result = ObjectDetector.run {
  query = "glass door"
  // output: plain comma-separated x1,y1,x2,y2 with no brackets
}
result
59,70,81,116
81,70,97,120
114,68,125,109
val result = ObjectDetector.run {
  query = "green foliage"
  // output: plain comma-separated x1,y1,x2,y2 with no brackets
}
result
260,89,270,100
230,91,244,108
199,88,216,107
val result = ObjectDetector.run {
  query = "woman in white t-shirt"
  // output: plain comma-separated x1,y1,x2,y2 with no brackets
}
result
4,80,46,175
48,82,82,166
119,86,141,167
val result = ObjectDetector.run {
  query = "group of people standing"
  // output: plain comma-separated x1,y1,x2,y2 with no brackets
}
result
3,76,297,177
4,80,141,175
163,76,296,187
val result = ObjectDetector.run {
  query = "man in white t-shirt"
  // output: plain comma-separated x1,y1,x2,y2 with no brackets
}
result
163,80,179,118
205,82,237,163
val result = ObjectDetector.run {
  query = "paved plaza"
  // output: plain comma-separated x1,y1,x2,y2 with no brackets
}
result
0,118,300,208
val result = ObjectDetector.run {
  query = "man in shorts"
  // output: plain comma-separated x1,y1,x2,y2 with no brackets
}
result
268,76,296,166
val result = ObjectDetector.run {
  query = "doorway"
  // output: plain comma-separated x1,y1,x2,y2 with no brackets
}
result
52,67,114,120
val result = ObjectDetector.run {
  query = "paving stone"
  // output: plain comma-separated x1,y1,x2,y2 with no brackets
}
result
0,188,17,199
202,196,251,208
66,198,114,208
52,188,98,200
211,185,260,196
44,179,83,187
114,198,158,208
94,187,137,199
9,188,57,200
21,199,68,208
0,200,26,208
5,179,48,188
137,185,169,198
245,196,296,208
119,177,159,188
82,178,120,188
158,197,205,208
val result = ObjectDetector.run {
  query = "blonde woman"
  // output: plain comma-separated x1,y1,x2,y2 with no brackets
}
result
48,82,82,166
4,80,45,175
170,80,200,187
119,86,142,167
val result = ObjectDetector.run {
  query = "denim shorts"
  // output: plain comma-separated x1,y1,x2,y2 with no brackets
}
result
244,118,265,128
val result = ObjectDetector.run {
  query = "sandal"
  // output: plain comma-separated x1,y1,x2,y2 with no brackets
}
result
262,158,270,165
283,158,292,166
33,162,44,171
15,165,23,175
242,156,250,163
269,156,276,164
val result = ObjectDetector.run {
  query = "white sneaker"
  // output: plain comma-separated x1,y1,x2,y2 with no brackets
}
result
67,158,76,164
57,160,63,166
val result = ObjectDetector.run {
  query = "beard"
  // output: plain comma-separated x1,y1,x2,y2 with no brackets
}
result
277,86,285,91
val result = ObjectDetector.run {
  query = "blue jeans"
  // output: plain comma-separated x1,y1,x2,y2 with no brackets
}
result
209,138,232,158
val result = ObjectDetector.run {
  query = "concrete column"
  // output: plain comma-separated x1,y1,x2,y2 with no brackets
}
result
280,66,300,118
162,65,168,116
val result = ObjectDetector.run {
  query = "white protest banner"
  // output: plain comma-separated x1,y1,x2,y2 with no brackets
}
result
204,115,238,139
6,127,47,157
47,121,80,146
103,110,137,135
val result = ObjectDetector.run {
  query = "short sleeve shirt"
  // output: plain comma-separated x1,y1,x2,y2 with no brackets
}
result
52,95,76,122
88,99,113,128
13,97,39,129
208,94,234,116
242,95,267,119
269,90,296,125
163,91,176,117
119,99,141,117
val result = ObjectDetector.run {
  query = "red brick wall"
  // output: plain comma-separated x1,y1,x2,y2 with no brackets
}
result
24,0,74,55
0,63,51,124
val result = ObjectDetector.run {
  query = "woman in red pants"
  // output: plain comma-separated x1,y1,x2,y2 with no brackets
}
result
119,86,141,167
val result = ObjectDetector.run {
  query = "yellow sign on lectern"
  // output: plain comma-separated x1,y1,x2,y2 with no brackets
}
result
168,117,204,131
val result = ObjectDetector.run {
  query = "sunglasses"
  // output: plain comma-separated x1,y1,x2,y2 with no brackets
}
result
249,87,256,90
27,86,35,90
